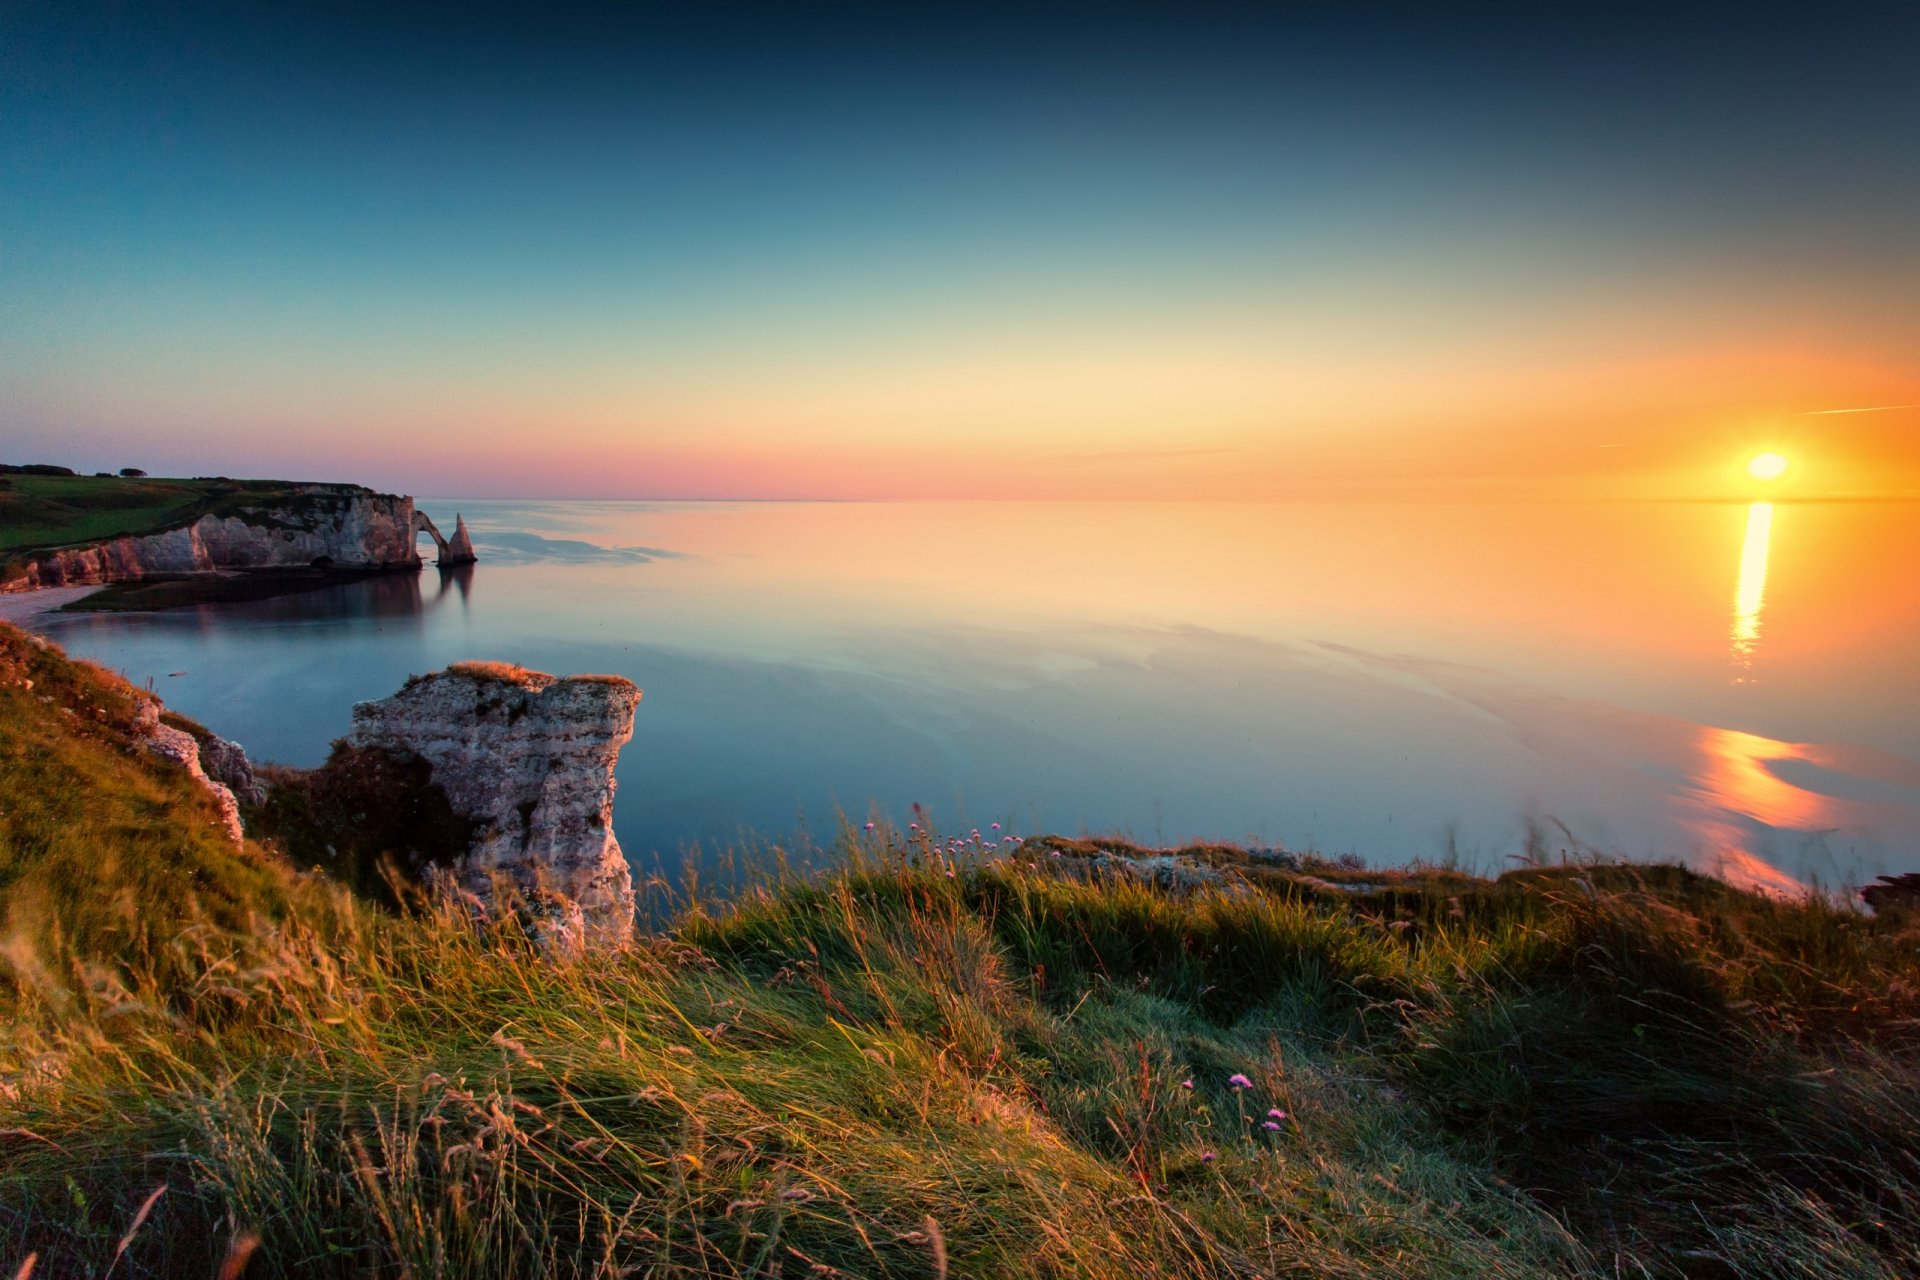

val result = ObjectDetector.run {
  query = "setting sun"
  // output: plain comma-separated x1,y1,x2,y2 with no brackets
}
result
1748,452,1790,481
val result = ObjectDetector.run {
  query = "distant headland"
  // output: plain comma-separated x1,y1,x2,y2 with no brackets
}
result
0,465,474,608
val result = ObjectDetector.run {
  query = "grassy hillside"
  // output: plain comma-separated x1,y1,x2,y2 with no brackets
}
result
0,473,370,557
4,621,1920,1278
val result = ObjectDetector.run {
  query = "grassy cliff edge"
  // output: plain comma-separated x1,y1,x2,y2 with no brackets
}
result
3,621,1919,1279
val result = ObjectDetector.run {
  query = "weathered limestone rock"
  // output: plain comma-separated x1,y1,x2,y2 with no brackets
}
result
199,732,267,807
1,487,421,592
347,662,640,952
410,509,475,565
133,702,244,845
412,510,450,559
443,514,478,565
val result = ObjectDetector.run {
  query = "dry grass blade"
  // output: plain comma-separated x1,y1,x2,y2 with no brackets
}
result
103,1185,166,1277
10,1254,36,1280
215,1233,260,1280
924,1216,947,1280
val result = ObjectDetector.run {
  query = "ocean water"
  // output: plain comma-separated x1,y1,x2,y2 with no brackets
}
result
31,499,1920,892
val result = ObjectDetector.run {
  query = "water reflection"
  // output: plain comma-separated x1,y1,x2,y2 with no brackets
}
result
1697,726,1826,829
436,562,475,608
1687,725,1827,894
234,571,433,625
1678,722,1920,895
1730,502,1773,682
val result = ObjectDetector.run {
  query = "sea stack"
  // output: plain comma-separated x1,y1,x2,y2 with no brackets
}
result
442,513,478,565
347,662,640,953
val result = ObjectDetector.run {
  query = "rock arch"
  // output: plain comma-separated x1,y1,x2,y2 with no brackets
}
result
412,511,477,566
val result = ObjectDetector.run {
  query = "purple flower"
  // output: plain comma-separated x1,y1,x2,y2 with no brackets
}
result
1199,1151,1217,1163
1267,1108,1287,1120
1261,1120,1281,1131
1227,1073,1253,1089
909,823,919,831
863,822,876,831
991,822,1001,831
1180,1079,1194,1090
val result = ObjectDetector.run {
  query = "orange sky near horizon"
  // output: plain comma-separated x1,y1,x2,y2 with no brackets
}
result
316,343,1920,501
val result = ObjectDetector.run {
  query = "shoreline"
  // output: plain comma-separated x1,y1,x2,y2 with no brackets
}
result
0,583,102,625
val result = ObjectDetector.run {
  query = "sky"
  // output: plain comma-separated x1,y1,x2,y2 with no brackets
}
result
4,2,1918,500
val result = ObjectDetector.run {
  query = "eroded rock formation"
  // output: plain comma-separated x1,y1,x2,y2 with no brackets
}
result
346,662,640,952
2,487,421,592
411,510,478,566
199,732,266,808
444,514,477,564
134,702,246,845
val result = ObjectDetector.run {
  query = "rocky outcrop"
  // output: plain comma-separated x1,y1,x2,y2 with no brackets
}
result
443,514,477,565
1862,874,1920,913
411,510,478,565
134,702,245,845
2,487,422,593
199,732,267,807
412,510,449,559
346,662,641,952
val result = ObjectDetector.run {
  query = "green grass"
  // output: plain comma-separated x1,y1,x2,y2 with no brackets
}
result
0,475,221,553
0,474,374,559
3,621,1919,1278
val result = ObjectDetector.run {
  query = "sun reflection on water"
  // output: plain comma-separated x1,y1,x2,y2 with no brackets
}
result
1730,501,1773,682
1687,725,1831,896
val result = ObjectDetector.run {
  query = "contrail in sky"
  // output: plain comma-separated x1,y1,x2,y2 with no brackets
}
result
1800,404,1916,415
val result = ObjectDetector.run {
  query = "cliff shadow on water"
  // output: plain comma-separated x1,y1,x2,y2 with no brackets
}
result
63,560,475,616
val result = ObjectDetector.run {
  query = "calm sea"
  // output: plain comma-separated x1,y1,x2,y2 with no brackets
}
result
31,499,1920,892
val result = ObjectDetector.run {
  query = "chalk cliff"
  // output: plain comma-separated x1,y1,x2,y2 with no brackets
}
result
134,701,246,845
346,662,641,952
2,486,423,592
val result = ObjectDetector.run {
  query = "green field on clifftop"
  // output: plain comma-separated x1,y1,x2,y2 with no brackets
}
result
3,621,1920,1279
0,473,372,557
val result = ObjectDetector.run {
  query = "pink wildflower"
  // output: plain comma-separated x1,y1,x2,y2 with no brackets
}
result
1228,1073,1253,1089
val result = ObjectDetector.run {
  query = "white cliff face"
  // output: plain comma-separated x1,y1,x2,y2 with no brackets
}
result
134,702,245,845
347,663,641,952
2,488,421,592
